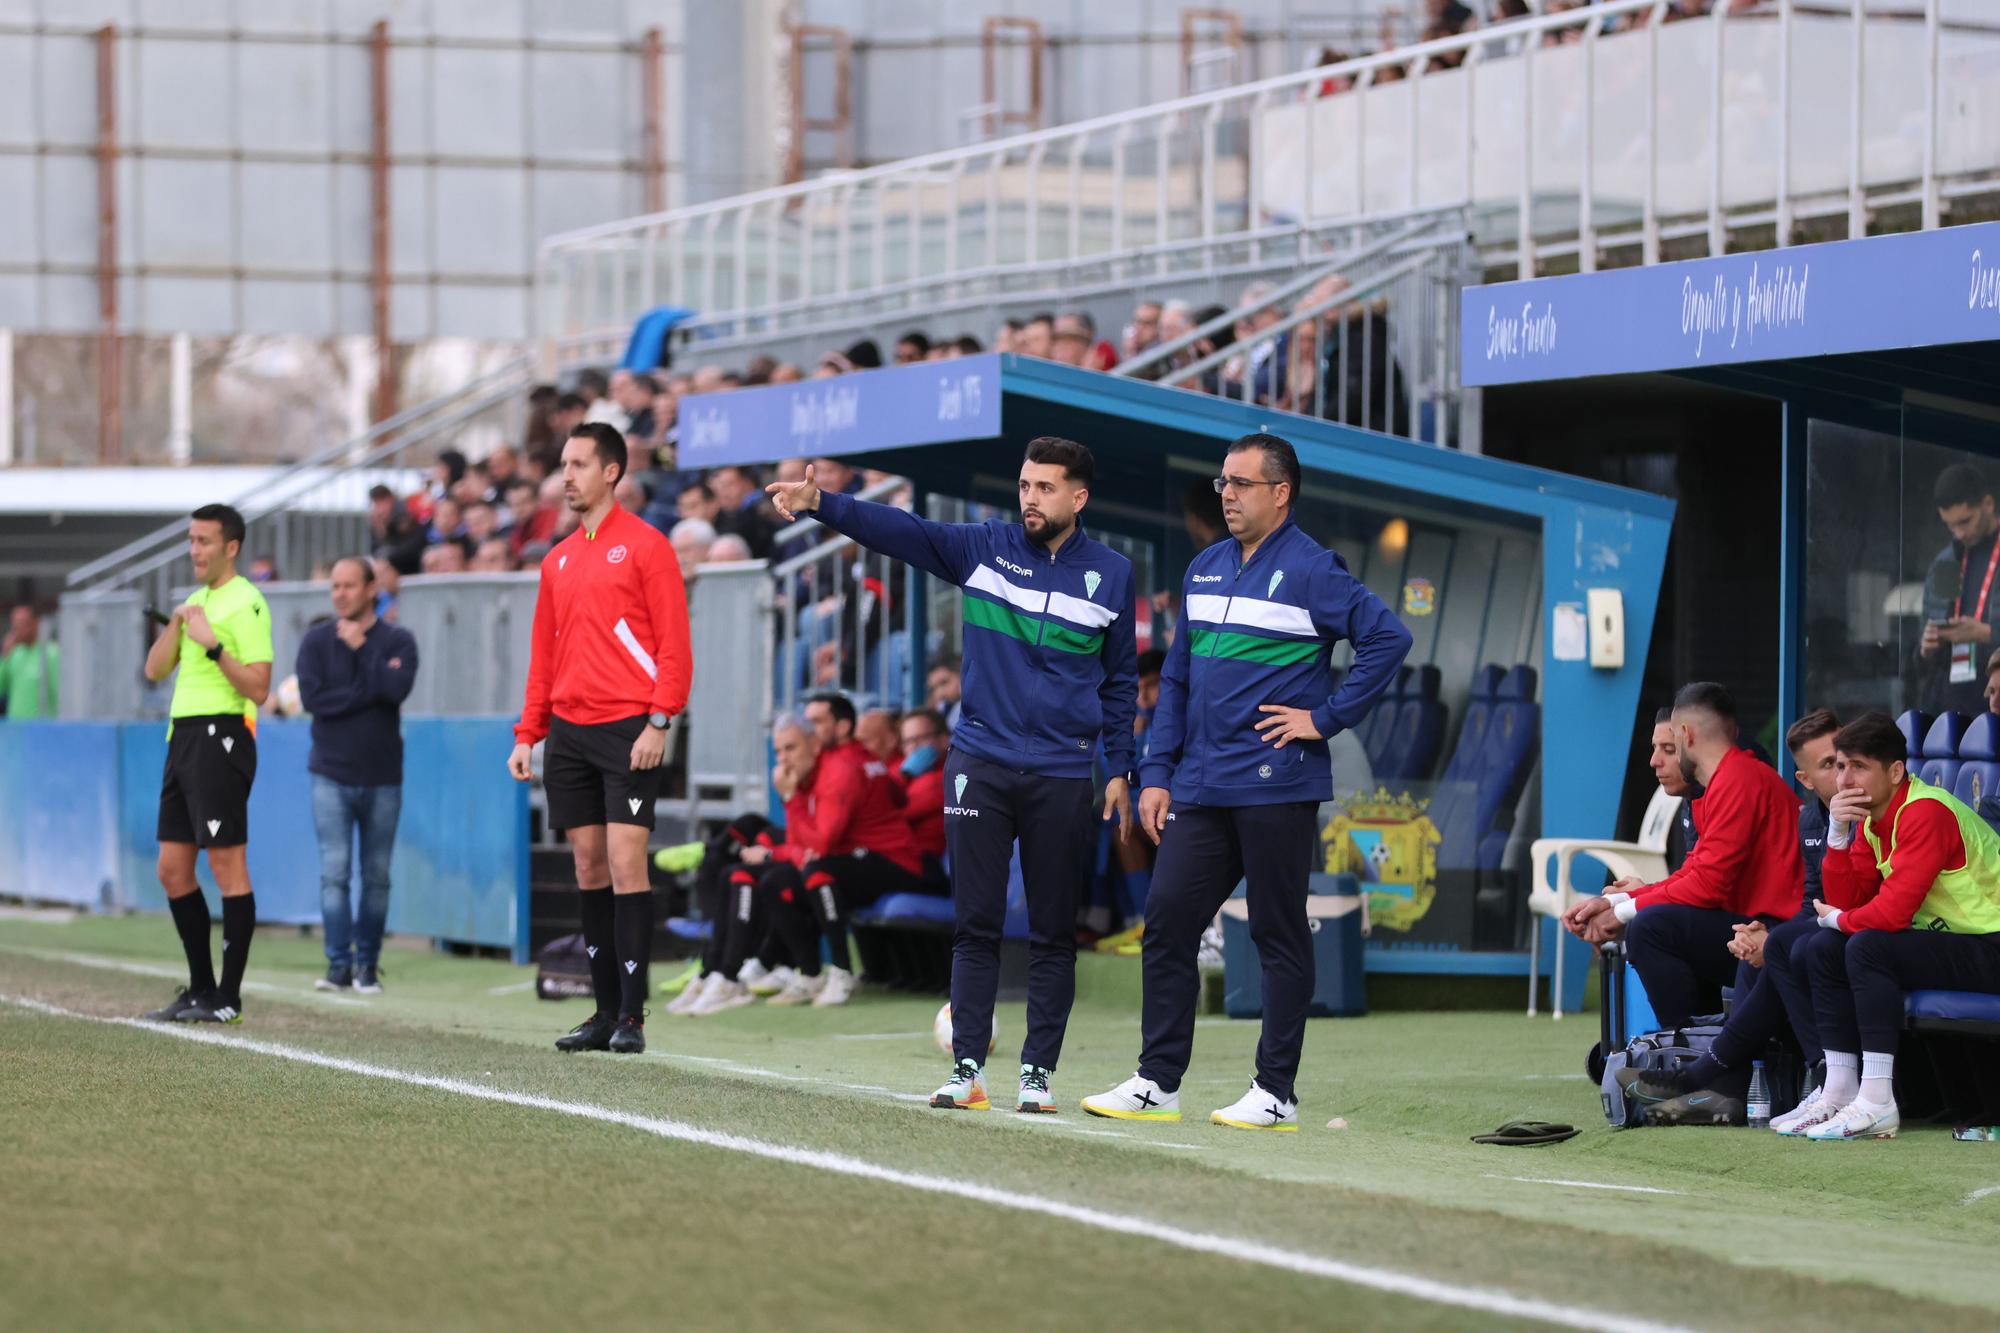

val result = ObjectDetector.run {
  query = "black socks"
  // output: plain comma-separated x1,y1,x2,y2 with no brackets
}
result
218,893,255,1004
1683,1053,1753,1098
613,891,653,1019
168,892,216,995
577,887,620,1016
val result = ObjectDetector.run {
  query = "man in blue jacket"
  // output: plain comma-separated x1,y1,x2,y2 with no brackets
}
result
768,438,1137,1113
295,556,419,993
1083,432,1410,1131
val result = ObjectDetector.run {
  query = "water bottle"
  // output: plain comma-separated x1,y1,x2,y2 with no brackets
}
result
1746,1060,1771,1128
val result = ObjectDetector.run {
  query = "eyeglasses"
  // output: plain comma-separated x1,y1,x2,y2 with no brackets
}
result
1212,475,1286,494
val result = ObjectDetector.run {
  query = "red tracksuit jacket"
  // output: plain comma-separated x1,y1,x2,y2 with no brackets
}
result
1818,780,1947,932
777,740,921,874
1632,746,1803,920
514,505,691,745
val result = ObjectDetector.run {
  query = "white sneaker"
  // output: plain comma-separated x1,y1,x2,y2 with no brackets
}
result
690,973,754,1016
1080,1074,1181,1122
1770,1085,1832,1135
766,971,827,1007
1017,1064,1057,1114
811,966,859,1007
1803,1097,1900,1141
664,972,710,1016
737,959,772,991
746,964,794,997
930,1059,990,1110
1210,1081,1299,1132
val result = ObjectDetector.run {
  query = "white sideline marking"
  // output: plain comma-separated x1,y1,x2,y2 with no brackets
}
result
486,980,537,996
663,1053,930,1102
1964,1184,2000,1205
3,946,369,1007
0,906,80,923
2,992,1693,1333
1485,1174,1689,1197
830,1030,932,1041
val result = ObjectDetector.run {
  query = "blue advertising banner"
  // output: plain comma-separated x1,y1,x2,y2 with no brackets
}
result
677,353,1003,467
1461,219,2000,387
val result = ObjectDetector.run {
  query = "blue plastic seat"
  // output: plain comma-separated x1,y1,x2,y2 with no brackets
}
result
1907,988,2000,1027
1953,713,2000,809
620,305,694,372
1432,664,1536,870
1360,666,1411,776
1382,664,1447,783
1919,711,1974,793
1895,709,1933,764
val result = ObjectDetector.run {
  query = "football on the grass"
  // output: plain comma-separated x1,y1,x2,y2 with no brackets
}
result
933,1002,997,1056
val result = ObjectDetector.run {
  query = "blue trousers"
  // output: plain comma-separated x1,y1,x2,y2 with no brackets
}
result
1772,922,2000,1057
1139,801,1318,1105
1711,911,1824,1068
1624,902,1780,1028
943,751,1094,1071
310,775,402,971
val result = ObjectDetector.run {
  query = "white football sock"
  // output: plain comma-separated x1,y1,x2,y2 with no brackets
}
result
1860,1051,1895,1105
1822,1051,1860,1106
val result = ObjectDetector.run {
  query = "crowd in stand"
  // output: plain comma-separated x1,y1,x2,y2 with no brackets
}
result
1315,0,1769,80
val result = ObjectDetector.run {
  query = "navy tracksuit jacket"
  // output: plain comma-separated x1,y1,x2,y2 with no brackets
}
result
1138,516,1411,1105
811,490,1137,1071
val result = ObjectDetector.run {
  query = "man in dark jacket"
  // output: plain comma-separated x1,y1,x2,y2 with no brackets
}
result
1083,432,1411,1131
295,557,419,993
768,437,1137,1115
1917,464,2000,717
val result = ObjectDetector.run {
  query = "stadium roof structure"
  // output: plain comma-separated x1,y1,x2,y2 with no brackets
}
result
1461,218,2000,733
680,351,1678,999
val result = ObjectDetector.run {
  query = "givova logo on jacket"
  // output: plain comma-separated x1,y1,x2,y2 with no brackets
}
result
1320,787,1440,934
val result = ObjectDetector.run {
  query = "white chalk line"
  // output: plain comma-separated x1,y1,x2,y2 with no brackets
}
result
0,991,1694,1333
1963,1184,2000,1205
486,980,537,996
1,945,370,1007
1484,1175,1689,1197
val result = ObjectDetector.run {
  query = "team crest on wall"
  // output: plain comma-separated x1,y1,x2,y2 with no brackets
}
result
1322,787,1441,933
1402,578,1436,616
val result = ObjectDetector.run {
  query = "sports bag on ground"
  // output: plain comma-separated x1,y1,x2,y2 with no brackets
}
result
535,932,594,1001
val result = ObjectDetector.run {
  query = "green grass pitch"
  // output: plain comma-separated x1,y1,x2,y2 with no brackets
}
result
4,912,1999,1331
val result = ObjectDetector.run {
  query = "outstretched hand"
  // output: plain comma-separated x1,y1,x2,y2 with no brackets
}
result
766,463,822,522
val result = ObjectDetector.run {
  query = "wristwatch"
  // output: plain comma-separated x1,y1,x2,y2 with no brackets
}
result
648,711,670,730
1121,769,1137,786
205,644,224,662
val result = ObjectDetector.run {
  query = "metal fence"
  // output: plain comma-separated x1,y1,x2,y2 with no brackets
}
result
540,1,2000,375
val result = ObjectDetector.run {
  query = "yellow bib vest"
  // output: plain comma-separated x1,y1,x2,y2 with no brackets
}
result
1859,777,2000,934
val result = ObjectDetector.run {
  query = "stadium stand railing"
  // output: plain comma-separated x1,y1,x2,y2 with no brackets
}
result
537,0,2000,389
62,356,536,612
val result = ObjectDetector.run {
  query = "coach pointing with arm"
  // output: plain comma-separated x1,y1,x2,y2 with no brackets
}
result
1085,432,1411,1131
769,438,1137,1113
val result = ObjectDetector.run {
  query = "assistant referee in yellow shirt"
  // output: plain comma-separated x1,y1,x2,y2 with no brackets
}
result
141,504,273,1025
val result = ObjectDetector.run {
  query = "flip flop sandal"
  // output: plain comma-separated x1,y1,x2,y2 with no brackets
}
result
1471,1119,1580,1146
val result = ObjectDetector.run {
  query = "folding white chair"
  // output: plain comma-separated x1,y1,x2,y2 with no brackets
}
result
1525,786,1680,1019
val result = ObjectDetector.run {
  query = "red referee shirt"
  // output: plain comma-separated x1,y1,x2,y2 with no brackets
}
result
514,505,691,744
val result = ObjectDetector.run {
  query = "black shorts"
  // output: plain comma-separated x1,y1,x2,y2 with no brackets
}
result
158,713,258,848
544,714,663,831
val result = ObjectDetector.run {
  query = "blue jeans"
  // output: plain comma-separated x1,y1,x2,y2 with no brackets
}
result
311,775,402,971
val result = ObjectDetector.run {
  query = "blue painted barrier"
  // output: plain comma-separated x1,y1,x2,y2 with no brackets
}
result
0,721,121,910
0,717,530,962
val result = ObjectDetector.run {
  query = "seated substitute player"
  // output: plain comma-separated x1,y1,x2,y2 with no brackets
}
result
773,693,931,1006
895,707,950,877
141,504,274,1024
1083,432,1412,1131
509,422,691,1056
1763,712,2000,1140
1562,682,1802,1026
660,810,797,1016
1615,708,1840,1125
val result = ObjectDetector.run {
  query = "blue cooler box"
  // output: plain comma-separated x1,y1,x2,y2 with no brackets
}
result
1220,874,1367,1019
